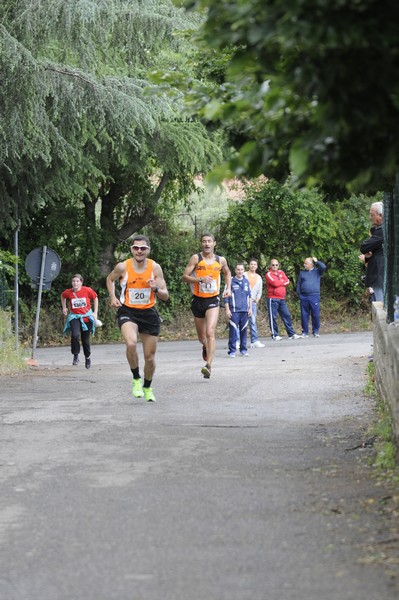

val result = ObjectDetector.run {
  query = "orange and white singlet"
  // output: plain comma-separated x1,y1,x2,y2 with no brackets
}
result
246,272,258,290
120,258,156,309
192,254,221,298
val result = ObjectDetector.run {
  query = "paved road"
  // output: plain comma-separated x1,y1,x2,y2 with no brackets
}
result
1,332,398,599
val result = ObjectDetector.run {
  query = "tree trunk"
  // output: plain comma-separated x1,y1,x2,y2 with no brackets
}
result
98,173,170,277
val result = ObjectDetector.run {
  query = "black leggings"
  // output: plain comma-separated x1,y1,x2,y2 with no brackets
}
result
70,319,91,357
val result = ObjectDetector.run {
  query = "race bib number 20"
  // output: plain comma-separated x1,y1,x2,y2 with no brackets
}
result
128,287,151,305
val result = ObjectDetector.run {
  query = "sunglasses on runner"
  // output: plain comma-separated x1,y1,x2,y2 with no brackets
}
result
132,245,149,251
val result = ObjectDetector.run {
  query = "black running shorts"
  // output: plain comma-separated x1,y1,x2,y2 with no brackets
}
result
117,305,161,336
190,295,220,318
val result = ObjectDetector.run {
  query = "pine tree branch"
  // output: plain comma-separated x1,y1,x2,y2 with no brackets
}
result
44,64,97,87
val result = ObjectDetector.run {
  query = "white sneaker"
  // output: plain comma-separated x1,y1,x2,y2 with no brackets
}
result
300,333,309,338
272,335,282,341
289,334,300,340
251,341,265,348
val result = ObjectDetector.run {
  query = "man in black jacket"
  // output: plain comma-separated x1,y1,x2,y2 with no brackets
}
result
359,201,384,302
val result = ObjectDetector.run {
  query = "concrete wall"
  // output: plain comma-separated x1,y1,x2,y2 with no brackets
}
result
372,302,399,456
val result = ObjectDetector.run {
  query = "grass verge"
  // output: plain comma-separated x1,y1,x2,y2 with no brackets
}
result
0,310,28,375
365,361,399,477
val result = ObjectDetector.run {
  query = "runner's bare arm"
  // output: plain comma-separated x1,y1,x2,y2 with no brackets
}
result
106,262,125,308
148,262,169,302
61,294,68,316
221,258,232,297
182,254,201,284
93,295,99,318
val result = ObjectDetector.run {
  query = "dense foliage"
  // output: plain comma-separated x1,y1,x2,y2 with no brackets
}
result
183,0,399,320
1,0,222,277
0,2,386,343
187,0,399,193
214,179,374,304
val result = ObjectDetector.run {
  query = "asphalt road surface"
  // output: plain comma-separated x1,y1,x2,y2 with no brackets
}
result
1,332,398,600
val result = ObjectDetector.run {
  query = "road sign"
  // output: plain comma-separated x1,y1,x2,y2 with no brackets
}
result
25,246,62,360
25,247,61,290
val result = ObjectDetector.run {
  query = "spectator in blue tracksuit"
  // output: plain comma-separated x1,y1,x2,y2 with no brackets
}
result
296,257,326,337
224,264,252,357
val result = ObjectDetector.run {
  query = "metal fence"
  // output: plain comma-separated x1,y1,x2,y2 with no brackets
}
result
0,272,9,310
383,178,399,322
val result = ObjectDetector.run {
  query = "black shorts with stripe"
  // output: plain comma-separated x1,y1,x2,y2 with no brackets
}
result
117,305,161,336
190,295,220,319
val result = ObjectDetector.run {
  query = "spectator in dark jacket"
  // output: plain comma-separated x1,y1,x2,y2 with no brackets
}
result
359,201,384,303
296,257,326,338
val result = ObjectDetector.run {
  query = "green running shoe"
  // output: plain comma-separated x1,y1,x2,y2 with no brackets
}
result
132,378,144,398
201,364,211,379
143,387,156,402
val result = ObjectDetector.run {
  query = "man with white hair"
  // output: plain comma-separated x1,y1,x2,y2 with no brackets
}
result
359,201,384,303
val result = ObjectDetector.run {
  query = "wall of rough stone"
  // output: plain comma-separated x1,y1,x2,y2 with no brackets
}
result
372,302,399,458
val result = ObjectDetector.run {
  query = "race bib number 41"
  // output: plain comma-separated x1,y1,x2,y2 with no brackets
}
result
128,287,151,305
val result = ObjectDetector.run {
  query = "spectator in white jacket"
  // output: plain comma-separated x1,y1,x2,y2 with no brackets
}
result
244,258,265,348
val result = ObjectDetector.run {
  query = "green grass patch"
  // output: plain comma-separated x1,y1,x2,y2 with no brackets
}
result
365,362,399,476
0,310,28,375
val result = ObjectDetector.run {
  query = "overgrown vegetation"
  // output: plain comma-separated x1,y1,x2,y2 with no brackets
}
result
0,1,222,279
0,310,27,375
365,362,399,476
215,180,378,306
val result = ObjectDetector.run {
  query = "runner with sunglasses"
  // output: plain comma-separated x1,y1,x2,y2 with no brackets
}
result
182,232,231,379
106,235,169,402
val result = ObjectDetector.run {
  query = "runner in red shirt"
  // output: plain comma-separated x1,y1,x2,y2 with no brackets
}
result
61,274,99,368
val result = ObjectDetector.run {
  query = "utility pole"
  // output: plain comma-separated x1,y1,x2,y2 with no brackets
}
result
14,219,21,349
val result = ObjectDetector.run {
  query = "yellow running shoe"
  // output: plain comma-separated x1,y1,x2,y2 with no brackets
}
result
143,387,156,402
132,378,144,398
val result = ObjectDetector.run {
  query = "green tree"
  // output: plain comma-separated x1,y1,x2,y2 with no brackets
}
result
188,0,399,190
215,179,373,304
0,249,17,309
0,0,222,277
186,0,399,318
219,179,333,265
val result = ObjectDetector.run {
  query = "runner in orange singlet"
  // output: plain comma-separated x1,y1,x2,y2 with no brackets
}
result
106,235,169,402
182,233,231,379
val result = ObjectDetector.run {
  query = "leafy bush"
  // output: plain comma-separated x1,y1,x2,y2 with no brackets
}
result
214,178,376,306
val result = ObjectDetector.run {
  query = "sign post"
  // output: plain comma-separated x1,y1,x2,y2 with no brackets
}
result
25,246,61,361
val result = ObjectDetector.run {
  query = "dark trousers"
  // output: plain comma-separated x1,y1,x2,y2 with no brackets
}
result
267,298,295,338
228,311,249,353
70,319,91,357
299,295,321,335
